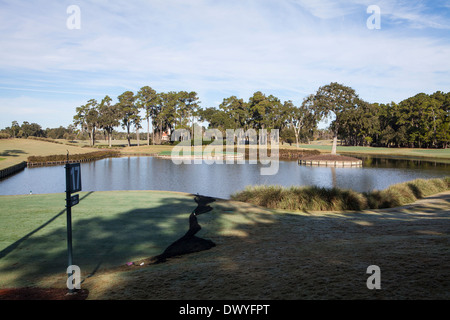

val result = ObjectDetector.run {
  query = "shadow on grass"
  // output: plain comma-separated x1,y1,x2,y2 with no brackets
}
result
0,150,27,157
0,192,95,260
0,192,216,288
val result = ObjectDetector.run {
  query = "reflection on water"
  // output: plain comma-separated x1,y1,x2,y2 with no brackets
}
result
0,155,449,199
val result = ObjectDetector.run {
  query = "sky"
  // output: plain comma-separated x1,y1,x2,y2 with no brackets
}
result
0,0,449,130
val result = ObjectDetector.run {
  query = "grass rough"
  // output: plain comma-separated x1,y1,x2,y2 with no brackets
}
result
231,177,450,211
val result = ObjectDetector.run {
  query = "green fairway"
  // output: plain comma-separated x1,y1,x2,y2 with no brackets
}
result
295,144,450,159
0,191,203,288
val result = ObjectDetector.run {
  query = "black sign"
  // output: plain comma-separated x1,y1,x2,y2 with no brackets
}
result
66,163,82,194
70,194,79,207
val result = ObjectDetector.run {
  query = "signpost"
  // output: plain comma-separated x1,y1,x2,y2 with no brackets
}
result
65,157,82,294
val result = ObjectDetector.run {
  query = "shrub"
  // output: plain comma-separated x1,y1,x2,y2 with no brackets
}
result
27,150,121,164
231,177,450,212
0,133,11,139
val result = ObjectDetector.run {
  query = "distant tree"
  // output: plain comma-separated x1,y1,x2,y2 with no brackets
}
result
20,121,45,138
311,82,360,155
46,126,68,139
198,107,234,133
116,91,138,147
98,95,120,147
136,86,158,145
177,91,200,131
218,96,248,130
73,99,100,146
247,91,283,130
285,97,317,147
134,114,143,147
10,121,20,138
338,100,379,146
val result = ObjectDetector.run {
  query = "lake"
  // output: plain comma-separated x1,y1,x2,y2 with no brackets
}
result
0,155,449,199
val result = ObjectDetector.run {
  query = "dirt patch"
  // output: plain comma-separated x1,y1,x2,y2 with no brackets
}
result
0,288,89,300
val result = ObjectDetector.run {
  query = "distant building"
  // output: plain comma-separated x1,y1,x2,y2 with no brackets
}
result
161,131,170,142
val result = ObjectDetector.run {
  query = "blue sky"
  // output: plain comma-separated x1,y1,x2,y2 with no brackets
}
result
0,0,449,130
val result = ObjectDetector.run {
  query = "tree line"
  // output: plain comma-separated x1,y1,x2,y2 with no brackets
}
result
73,87,201,147
197,83,449,151
337,91,450,149
0,121,76,140
2,83,448,150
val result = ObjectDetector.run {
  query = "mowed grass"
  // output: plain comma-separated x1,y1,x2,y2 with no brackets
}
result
0,191,200,288
231,177,450,211
0,139,98,170
295,143,450,159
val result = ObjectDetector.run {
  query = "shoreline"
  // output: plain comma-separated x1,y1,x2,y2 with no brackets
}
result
1,138,449,173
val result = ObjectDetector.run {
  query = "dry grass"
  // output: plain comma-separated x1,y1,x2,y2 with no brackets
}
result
231,177,450,211
0,139,98,170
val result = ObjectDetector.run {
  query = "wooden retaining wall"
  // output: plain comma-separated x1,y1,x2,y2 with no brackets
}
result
299,159,363,167
0,161,27,179
27,157,110,168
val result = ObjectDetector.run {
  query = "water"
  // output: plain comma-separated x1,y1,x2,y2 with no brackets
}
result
0,155,449,199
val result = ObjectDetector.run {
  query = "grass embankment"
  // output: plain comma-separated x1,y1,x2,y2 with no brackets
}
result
231,177,450,211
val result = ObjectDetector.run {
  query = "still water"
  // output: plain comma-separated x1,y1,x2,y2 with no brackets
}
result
0,156,449,199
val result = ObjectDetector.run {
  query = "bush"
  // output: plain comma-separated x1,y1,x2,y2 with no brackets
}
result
231,185,368,211
231,177,450,211
27,150,121,164
0,133,11,139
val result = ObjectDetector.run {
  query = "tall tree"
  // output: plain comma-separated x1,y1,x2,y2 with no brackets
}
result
286,97,317,148
177,91,200,131
219,96,249,130
198,107,234,133
117,91,138,147
19,121,45,138
311,82,360,155
247,92,283,130
136,86,158,145
73,99,99,146
98,95,120,148
10,121,20,138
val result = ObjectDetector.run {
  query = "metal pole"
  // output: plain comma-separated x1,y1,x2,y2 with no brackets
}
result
65,153,74,294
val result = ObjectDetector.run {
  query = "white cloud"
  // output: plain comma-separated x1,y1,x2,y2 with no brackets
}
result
0,0,449,129
290,0,360,19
